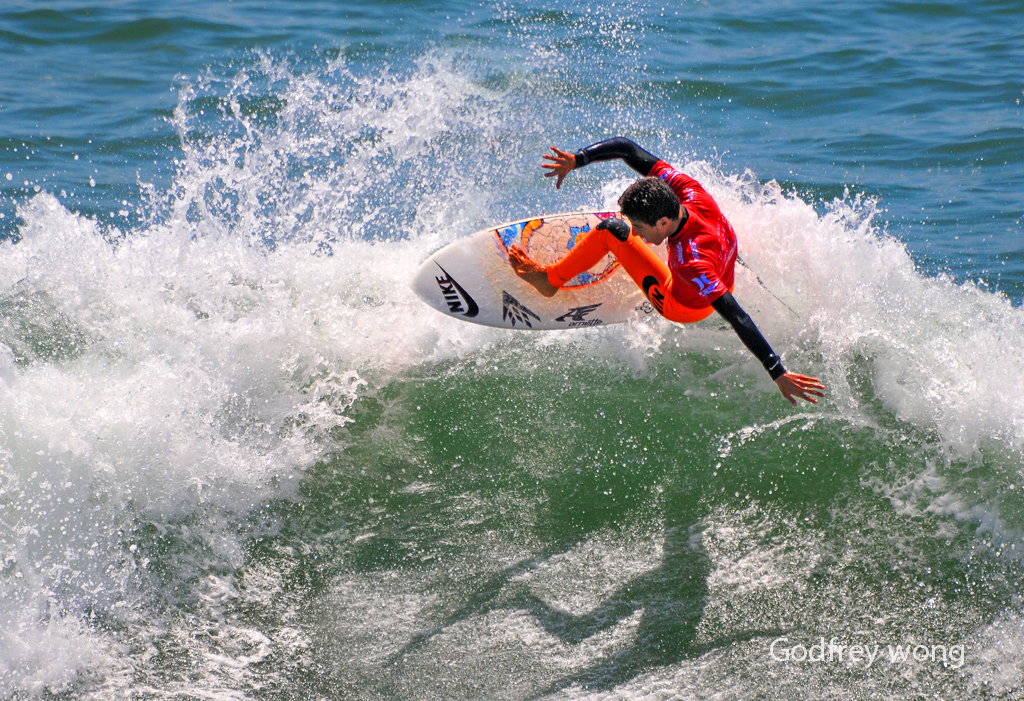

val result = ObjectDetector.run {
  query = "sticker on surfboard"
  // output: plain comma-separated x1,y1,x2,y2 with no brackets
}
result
412,211,664,330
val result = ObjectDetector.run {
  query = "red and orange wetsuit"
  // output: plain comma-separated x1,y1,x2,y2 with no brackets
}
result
543,137,786,380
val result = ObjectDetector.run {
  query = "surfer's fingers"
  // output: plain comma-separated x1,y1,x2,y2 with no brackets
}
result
542,162,571,173
788,390,818,405
794,387,825,402
543,149,575,169
795,380,825,392
542,167,570,188
789,373,825,388
794,384,826,399
777,374,824,405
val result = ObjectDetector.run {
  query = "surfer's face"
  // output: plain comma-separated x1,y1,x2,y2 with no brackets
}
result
630,216,675,245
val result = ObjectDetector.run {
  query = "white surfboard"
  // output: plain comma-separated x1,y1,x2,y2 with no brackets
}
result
412,211,664,330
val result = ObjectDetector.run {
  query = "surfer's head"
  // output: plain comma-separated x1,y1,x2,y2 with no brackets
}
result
618,177,680,226
619,178,683,245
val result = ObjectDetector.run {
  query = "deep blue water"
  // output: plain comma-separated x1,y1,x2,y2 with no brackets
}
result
2,1,1024,699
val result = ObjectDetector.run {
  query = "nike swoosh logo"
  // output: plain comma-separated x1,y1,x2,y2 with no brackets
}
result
435,263,479,318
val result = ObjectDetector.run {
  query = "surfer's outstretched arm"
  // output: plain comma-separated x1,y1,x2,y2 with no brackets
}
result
543,137,659,188
710,292,825,405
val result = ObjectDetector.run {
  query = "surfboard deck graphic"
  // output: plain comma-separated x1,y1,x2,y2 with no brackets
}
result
412,211,665,330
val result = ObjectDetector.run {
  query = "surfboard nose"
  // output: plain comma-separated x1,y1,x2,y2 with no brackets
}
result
411,236,487,321
414,259,480,319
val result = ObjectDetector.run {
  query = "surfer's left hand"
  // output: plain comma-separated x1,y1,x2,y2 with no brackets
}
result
775,372,826,406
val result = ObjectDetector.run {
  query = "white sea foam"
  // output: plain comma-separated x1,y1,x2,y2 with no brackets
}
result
701,166,1024,459
966,608,1024,694
0,54,518,698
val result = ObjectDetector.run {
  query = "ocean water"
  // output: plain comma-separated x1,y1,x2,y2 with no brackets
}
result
2,1,1024,698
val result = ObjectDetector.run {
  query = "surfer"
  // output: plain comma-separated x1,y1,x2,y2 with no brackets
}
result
508,137,825,405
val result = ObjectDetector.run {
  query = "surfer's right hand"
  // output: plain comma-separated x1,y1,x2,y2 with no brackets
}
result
775,372,826,406
542,146,576,189
508,244,558,297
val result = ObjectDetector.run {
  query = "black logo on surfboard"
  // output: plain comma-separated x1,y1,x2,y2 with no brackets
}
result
555,304,603,328
435,264,479,318
502,291,541,328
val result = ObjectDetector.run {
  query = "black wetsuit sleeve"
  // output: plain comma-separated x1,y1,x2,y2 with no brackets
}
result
573,137,660,176
711,292,787,381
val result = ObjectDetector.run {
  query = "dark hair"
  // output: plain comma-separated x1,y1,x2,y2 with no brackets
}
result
617,177,680,226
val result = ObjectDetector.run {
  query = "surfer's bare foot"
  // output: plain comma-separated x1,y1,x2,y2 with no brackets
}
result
508,244,558,297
